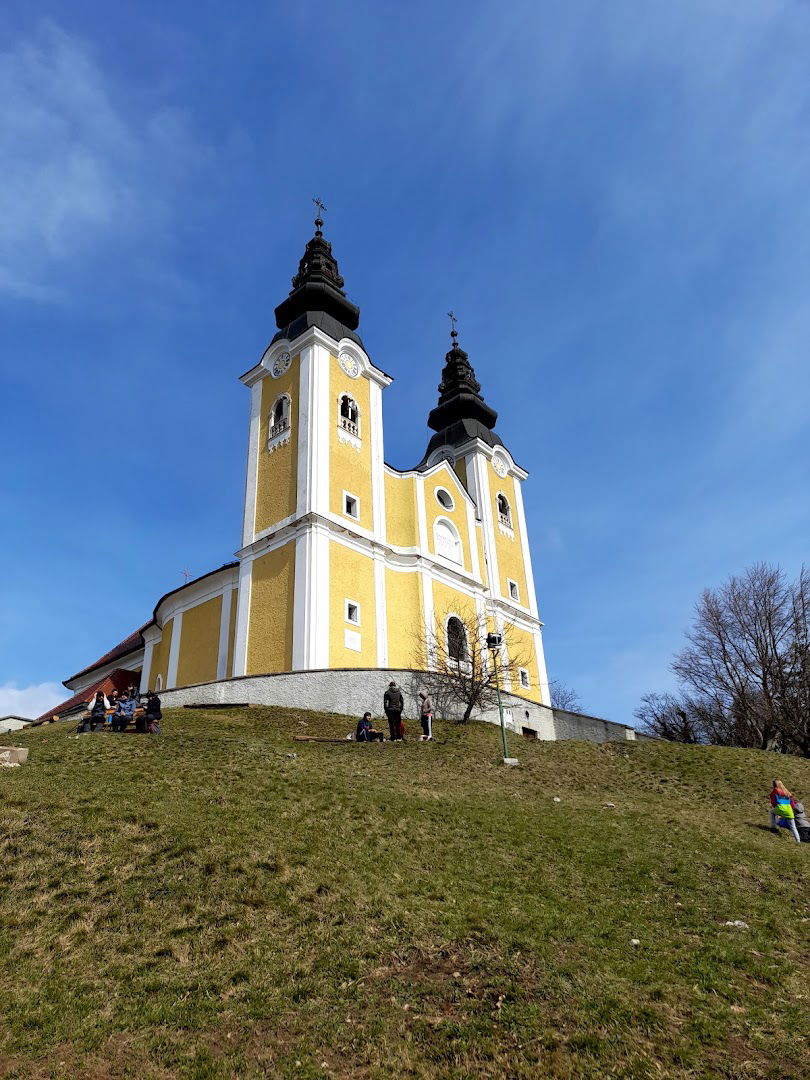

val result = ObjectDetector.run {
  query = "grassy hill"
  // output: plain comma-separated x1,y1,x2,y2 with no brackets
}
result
0,707,808,1079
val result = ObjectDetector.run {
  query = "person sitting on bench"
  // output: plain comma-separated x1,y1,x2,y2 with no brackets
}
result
356,712,384,742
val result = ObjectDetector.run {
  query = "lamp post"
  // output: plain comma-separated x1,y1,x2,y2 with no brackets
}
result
487,632,516,765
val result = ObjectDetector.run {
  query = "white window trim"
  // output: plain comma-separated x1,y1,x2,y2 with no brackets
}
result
508,578,520,602
268,392,292,451
496,491,514,535
155,674,163,692
342,490,360,520
445,613,470,666
344,599,361,626
435,487,455,511
518,668,530,690
433,515,463,566
337,392,361,450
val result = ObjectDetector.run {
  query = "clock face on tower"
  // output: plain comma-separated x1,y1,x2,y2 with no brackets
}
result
491,454,508,478
271,351,291,378
338,352,360,379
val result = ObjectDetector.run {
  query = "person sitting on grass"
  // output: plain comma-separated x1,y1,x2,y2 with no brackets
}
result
769,779,801,844
356,712,384,742
144,690,162,734
793,801,810,843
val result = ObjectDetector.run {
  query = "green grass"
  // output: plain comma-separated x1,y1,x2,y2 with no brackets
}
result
1,708,808,1079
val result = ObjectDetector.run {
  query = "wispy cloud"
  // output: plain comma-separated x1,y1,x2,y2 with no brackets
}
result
0,20,208,300
0,681,64,719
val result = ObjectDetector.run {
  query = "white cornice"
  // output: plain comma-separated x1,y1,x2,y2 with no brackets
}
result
153,565,239,626
453,438,529,481
242,328,393,390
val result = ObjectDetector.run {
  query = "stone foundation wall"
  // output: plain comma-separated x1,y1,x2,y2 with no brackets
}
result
157,668,636,743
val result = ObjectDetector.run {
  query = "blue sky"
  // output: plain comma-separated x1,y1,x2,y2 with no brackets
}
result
1,1,808,722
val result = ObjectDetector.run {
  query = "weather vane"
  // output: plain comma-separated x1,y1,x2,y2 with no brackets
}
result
447,310,459,343
312,196,327,232
181,568,191,584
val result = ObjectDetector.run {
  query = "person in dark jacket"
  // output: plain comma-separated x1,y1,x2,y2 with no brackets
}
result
144,691,162,734
356,712,384,742
383,681,404,741
83,690,110,733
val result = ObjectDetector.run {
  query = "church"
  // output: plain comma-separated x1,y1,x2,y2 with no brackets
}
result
46,212,634,742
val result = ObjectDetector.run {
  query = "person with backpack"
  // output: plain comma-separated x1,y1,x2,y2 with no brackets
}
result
144,690,162,734
383,681,404,741
769,780,801,843
418,692,434,741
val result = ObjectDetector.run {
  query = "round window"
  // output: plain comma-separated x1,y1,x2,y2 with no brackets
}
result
435,488,454,511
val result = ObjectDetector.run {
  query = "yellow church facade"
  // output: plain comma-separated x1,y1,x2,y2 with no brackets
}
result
60,214,553,718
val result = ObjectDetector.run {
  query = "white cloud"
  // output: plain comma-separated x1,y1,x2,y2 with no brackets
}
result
0,20,206,299
0,682,65,720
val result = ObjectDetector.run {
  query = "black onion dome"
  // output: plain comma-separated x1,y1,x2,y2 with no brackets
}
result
419,330,503,468
272,215,362,345
427,339,498,433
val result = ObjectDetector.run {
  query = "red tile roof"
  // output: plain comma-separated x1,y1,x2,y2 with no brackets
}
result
35,668,142,724
65,627,146,684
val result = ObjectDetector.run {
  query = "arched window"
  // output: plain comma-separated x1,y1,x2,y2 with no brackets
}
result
339,394,360,437
446,616,468,663
497,493,512,529
155,674,163,692
269,394,291,440
434,519,462,564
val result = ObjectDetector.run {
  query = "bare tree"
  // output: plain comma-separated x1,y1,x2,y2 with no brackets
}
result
412,604,531,723
634,692,702,743
639,564,810,755
548,679,582,712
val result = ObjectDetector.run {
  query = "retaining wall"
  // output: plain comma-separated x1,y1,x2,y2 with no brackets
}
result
157,668,636,743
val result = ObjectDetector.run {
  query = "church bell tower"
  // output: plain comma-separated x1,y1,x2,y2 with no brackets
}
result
231,207,391,679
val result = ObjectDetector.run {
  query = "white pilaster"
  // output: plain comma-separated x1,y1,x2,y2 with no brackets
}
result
512,478,539,618
534,629,551,706
166,610,183,690
216,585,234,679
369,379,387,543
311,344,331,515
292,530,313,670
312,527,330,667
241,380,263,548
232,559,253,677
139,629,159,694
466,498,481,581
296,344,316,517
467,452,500,598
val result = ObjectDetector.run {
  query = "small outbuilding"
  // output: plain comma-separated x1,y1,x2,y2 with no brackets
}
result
0,715,32,734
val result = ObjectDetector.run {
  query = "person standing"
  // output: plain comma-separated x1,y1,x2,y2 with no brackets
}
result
769,780,801,843
384,681,404,741
418,692,434,741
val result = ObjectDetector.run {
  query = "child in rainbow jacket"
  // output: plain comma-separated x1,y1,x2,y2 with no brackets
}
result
770,780,802,843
